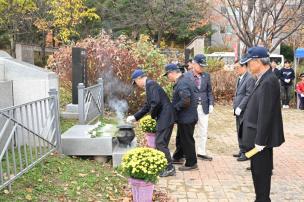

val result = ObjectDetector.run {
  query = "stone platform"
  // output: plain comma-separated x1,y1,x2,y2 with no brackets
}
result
60,103,79,119
62,125,137,167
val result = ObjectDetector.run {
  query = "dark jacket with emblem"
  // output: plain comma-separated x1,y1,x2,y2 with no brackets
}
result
134,80,175,131
172,75,198,124
184,71,214,114
240,69,285,149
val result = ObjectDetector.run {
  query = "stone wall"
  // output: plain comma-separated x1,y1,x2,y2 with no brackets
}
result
0,51,58,105
0,80,13,109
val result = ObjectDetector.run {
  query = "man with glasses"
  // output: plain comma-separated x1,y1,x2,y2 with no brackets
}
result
241,47,285,202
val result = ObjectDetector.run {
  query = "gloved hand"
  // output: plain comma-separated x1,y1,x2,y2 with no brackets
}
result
301,94,304,97
284,79,290,83
235,107,242,116
126,115,136,123
255,144,265,152
209,105,214,113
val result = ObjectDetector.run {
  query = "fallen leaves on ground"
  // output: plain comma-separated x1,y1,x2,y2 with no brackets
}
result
25,194,32,201
79,173,88,177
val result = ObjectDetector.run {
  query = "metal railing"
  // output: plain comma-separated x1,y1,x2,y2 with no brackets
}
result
0,89,61,190
78,78,104,124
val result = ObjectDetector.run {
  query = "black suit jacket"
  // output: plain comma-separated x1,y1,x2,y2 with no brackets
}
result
233,72,255,112
172,75,198,124
241,68,285,149
134,80,175,131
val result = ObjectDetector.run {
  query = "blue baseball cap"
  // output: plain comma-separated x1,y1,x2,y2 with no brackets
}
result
242,47,270,63
131,68,145,85
240,54,249,65
163,63,180,76
193,54,208,67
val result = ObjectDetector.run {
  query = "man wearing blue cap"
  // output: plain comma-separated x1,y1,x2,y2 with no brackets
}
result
127,68,176,177
164,63,198,171
240,46,285,201
232,56,255,161
184,54,214,161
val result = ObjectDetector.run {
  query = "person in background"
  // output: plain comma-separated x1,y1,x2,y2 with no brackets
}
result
184,54,214,161
186,58,193,71
280,60,295,108
164,63,198,171
296,73,304,110
126,68,176,177
271,61,280,79
232,57,255,161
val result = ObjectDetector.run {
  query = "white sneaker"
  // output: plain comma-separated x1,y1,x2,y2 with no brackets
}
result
285,105,289,109
283,105,288,109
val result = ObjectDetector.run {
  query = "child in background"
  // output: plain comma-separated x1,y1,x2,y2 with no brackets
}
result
280,60,295,108
296,73,304,110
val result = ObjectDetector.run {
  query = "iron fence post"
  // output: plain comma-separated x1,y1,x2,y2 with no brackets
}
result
48,88,61,153
78,83,85,124
97,78,104,116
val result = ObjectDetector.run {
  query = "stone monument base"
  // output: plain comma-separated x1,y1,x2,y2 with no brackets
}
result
61,103,79,119
62,124,137,167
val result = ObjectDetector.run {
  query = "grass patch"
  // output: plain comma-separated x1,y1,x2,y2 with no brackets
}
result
0,154,127,202
60,118,78,133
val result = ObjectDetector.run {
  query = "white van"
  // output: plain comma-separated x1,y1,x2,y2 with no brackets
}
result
269,53,284,69
205,52,235,70
205,52,285,70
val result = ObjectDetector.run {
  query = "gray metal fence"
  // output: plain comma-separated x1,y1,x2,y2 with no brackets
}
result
0,89,61,190
78,78,104,124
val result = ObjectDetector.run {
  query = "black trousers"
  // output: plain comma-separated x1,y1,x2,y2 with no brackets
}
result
281,85,292,105
173,122,197,167
298,94,304,110
173,125,183,160
236,116,246,153
251,148,273,202
156,125,174,169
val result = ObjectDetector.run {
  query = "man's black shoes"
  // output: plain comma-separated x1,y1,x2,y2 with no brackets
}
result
237,153,248,161
159,167,176,177
233,152,241,158
178,164,198,171
172,158,185,164
197,154,213,161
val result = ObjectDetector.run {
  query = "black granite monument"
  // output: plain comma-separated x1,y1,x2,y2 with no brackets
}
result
72,47,87,104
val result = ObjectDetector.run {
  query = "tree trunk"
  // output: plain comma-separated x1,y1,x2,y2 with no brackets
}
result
52,30,56,47
156,31,162,48
41,31,47,67
10,33,16,58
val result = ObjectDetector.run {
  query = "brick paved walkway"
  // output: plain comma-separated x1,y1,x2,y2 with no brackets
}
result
157,105,304,202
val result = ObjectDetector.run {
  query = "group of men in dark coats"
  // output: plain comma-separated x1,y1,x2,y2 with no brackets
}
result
127,54,213,176
127,47,285,201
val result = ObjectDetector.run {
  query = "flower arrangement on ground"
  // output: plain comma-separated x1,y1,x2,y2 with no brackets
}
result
139,115,157,133
120,147,168,202
121,147,167,183
139,115,157,148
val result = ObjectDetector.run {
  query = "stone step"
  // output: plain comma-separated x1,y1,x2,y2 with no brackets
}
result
62,125,113,156
60,111,79,119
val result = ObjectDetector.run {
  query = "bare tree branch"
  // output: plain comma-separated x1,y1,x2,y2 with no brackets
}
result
216,0,304,52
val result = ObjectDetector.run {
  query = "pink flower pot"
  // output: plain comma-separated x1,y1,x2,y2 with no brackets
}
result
145,133,156,148
129,178,154,202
